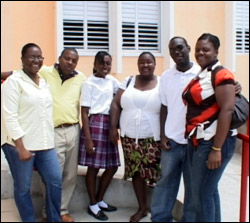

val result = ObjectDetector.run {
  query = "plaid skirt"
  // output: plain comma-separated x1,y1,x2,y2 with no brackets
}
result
121,136,161,187
78,114,120,169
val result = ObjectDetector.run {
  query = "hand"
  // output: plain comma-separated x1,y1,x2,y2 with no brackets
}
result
18,148,35,162
235,81,242,95
207,150,222,169
85,138,95,155
160,135,171,151
109,128,119,146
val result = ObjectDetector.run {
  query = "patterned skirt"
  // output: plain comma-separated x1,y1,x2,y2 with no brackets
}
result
78,114,120,169
121,136,161,186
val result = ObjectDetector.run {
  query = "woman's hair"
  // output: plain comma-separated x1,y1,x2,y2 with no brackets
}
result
21,43,41,57
197,33,220,50
93,51,112,73
138,52,156,63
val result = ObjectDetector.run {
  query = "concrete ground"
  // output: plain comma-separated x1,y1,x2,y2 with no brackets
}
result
1,150,249,222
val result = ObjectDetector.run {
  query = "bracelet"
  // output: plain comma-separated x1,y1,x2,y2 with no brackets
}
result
212,146,221,151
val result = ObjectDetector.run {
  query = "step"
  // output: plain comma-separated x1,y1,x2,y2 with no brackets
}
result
1,149,183,221
2,150,247,222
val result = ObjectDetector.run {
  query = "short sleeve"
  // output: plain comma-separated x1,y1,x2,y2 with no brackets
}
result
215,68,235,87
159,73,168,106
80,82,91,107
110,76,120,94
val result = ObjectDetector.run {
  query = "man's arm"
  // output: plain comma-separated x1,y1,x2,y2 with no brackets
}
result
1,71,13,80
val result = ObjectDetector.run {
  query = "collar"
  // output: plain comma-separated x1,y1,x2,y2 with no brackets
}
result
173,62,196,75
54,63,78,82
198,60,221,79
207,59,219,71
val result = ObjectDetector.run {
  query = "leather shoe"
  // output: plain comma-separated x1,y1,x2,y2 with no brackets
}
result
88,207,108,221
61,214,74,222
99,204,117,212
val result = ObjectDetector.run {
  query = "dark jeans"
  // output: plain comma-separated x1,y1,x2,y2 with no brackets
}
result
151,139,195,222
187,136,236,222
2,144,62,222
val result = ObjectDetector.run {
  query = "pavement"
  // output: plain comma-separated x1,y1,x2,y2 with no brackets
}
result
1,150,249,222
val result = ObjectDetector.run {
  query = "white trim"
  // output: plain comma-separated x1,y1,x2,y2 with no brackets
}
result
109,2,122,74
162,1,174,70
56,2,64,58
225,1,236,72
235,1,249,54
59,1,109,55
122,1,161,53
122,52,163,57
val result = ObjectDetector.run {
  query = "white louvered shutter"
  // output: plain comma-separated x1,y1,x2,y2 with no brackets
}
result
122,1,160,52
235,1,249,54
63,1,109,51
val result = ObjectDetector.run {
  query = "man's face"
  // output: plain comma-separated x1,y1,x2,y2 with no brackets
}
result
58,50,79,76
169,38,190,65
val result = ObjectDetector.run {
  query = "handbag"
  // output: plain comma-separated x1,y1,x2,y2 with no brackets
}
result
212,66,249,129
231,93,249,129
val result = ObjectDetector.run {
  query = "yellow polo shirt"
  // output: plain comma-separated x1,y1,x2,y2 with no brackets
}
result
39,65,87,127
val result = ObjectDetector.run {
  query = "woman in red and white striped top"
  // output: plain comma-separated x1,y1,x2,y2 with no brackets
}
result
182,33,237,222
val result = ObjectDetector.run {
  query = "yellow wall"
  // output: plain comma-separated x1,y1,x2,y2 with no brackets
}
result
175,1,226,64
1,1,249,98
1,1,56,71
175,1,249,99
235,55,249,98
77,57,164,82
115,57,164,81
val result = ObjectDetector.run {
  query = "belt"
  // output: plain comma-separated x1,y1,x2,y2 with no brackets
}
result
55,123,78,128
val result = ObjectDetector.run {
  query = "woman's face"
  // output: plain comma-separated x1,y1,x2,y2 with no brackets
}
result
195,39,218,69
22,46,43,75
94,55,112,77
137,54,156,78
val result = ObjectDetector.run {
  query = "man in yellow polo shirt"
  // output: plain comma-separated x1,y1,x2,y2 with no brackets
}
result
39,48,86,222
1,48,87,222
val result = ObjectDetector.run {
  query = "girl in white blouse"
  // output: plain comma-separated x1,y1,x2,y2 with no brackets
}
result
110,52,161,222
79,51,120,221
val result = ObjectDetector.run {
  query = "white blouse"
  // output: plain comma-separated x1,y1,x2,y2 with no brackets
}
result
80,74,120,114
119,76,161,143
1,70,54,151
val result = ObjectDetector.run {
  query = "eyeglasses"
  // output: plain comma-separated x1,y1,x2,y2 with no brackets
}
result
25,56,44,61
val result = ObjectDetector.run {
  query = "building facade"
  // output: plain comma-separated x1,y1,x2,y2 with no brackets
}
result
1,1,249,98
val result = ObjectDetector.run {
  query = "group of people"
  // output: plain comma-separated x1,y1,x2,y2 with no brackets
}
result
1,33,240,222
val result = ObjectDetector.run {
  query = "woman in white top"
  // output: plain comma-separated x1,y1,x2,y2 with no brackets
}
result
1,43,62,222
79,51,120,221
110,52,161,222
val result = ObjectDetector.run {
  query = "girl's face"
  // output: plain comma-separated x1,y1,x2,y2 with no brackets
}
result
94,55,112,77
137,54,156,78
195,39,218,69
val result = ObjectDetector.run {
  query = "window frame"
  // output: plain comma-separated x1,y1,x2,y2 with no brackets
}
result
234,1,249,55
121,1,161,55
57,1,109,57
56,1,173,73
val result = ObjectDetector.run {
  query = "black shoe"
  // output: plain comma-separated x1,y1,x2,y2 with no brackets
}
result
99,204,117,212
88,207,108,221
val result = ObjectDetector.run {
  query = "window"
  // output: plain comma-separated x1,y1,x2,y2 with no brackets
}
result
235,1,249,54
62,1,109,52
122,1,160,52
